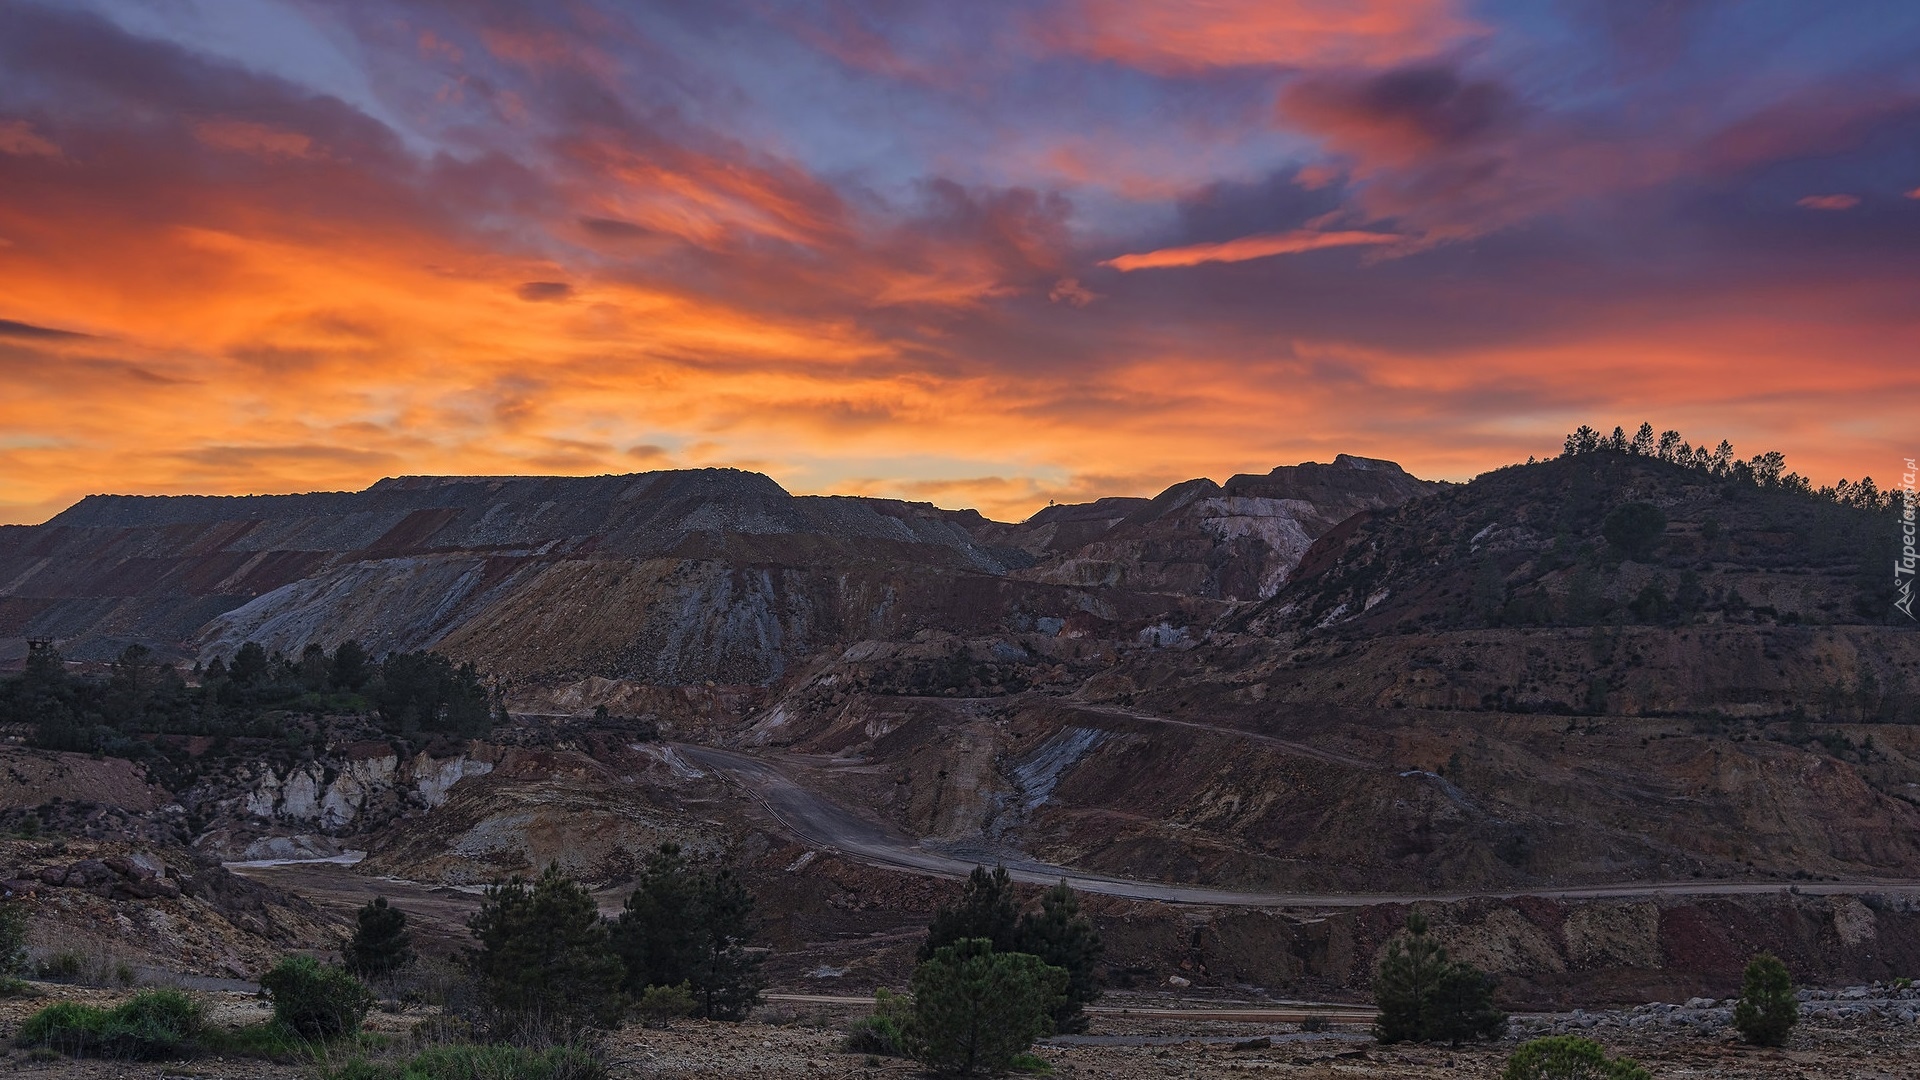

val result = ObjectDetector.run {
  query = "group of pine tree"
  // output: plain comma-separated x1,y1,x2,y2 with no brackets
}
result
466,844,769,1034
1558,420,1898,510
329,856,1105,1073
0,638,499,757
844,864,1106,1076
281,842,768,1042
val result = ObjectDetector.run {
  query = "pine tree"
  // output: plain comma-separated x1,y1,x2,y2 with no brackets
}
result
1374,913,1506,1044
612,843,766,1021
612,843,703,993
689,867,766,1021
910,938,1066,1076
1732,952,1798,1046
921,865,1020,960
297,643,331,692
1375,913,1449,1043
1423,961,1507,1044
467,864,625,1036
230,642,270,685
330,640,370,691
1014,881,1103,1034
344,896,414,978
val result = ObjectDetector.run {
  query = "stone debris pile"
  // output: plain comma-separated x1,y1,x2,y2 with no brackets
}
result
1510,982,1920,1039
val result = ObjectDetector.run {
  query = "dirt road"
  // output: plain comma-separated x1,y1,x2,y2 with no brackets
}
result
679,743,1920,909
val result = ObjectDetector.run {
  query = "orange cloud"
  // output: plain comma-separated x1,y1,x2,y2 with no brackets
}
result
0,119,60,158
193,120,320,160
1102,229,1400,270
1043,0,1478,73
1797,193,1861,211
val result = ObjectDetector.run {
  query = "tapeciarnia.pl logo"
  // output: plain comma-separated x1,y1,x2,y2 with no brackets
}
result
1899,457,1916,620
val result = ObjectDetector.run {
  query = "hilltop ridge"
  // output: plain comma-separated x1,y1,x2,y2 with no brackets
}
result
0,456,1432,679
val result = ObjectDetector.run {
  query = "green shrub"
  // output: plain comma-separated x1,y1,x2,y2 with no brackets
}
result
1733,952,1798,1046
35,950,84,980
16,989,205,1059
326,1043,606,1080
841,987,913,1056
1373,913,1506,1045
1503,1035,1650,1079
633,981,696,1027
910,938,1066,1077
261,955,376,1039
197,1020,317,1060
15,1001,105,1056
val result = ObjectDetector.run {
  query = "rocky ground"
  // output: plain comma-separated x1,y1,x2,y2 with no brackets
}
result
0,986,1914,1078
0,837,337,981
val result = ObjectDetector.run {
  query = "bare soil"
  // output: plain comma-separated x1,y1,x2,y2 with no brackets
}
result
0,986,1912,1079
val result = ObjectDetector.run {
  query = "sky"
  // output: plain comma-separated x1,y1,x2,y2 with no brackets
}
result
1,0,1917,524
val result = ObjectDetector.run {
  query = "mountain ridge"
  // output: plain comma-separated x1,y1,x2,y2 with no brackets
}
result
0,456,1433,678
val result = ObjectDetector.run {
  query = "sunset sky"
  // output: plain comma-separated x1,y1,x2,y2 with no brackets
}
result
2,0,1917,525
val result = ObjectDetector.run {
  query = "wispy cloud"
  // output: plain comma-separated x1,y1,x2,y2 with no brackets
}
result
1797,193,1860,211
1102,229,1401,270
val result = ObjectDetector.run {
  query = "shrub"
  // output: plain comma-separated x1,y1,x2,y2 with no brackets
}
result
841,988,913,1057
1503,1035,1650,1080
633,981,695,1028
261,955,376,1039
326,1043,606,1080
910,938,1066,1077
346,897,416,978
0,899,27,977
15,1001,105,1056
1374,913,1506,1045
35,950,84,980
468,865,626,1037
16,989,205,1059
1733,952,1798,1046
196,1020,318,1060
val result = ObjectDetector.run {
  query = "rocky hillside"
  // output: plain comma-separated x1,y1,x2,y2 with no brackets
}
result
987,455,1438,600
0,458,1430,695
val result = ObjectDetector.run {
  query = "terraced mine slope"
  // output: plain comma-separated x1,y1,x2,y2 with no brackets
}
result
2,449,1917,1006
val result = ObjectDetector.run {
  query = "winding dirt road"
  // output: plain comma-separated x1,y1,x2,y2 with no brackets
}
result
678,743,1920,909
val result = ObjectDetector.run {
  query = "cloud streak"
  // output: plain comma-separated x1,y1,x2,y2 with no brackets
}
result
1102,229,1401,270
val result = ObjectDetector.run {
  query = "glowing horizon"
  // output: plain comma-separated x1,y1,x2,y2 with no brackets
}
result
3,1,1917,526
